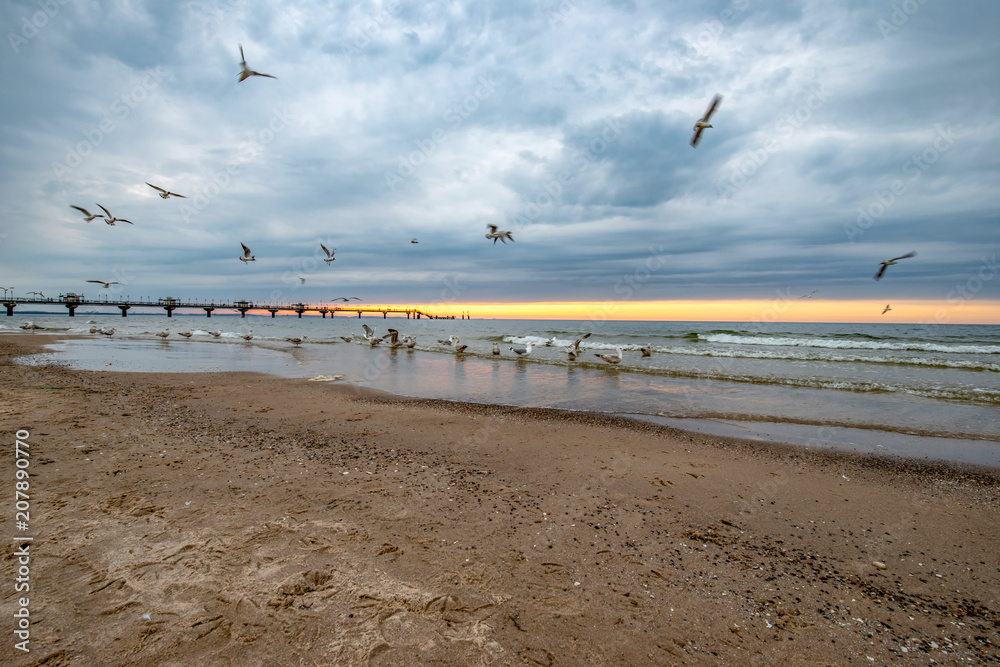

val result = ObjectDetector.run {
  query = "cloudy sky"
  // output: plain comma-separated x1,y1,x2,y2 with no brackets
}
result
2,0,998,321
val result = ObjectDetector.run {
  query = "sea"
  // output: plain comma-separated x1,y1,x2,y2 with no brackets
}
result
6,312,1000,468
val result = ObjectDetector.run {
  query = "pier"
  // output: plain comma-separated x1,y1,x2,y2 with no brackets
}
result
1,294,455,319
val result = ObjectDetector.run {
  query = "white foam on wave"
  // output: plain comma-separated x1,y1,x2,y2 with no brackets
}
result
703,333,1000,355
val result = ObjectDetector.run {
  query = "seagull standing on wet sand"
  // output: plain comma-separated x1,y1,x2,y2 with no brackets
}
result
286,335,307,345
875,252,916,280
146,183,187,199
156,330,169,339
96,204,133,225
238,44,276,82
449,336,468,353
178,331,193,338
209,330,222,337
691,94,722,147
239,243,256,263
70,205,104,222
486,224,514,244
509,342,535,357
596,347,624,364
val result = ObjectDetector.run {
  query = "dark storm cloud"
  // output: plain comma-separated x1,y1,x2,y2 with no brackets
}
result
1,0,998,311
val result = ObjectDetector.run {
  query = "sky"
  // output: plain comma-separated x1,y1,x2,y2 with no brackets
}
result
1,0,998,322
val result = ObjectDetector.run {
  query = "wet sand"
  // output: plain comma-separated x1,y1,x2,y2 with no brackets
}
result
1,334,998,665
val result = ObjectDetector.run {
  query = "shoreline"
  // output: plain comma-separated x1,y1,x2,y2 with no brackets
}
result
12,331,1000,469
1,334,999,664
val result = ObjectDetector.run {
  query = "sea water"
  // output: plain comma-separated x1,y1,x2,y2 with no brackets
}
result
7,313,999,466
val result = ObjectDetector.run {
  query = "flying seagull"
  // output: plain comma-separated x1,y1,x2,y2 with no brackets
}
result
486,224,514,244
596,347,624,364
239,243,255,263
26,291,44,298
874,251,916,281
566,332,592,359
96,204,133,225
509,342,535,356
330,296,361,302
410,238,419,244
691,93,723,147
882,304,892,315
238,44,276,82
799,290,819,299
146,182,186,199
87,280,120,289
70,205,105,222
320,244,336,262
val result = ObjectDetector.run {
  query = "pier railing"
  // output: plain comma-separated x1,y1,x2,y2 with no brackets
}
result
1,295,456,319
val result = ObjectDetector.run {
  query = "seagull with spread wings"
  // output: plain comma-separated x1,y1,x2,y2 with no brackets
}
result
691,94,723,147
146,182,186,199
486,224,514,244
239,243,256,263
96,204,133,225
238,44,276,82
875,252,916,281
70,205,105,222
87,280,119,289
321,244,336,262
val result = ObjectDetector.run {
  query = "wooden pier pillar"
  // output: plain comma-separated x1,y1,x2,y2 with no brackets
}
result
268,309,278,318
4,303,14,316
203,307,215,318
358,312,362,318
65,304,77,317
164,307,175,318
238,309,250,318
320,310,328,318
118,305,130,317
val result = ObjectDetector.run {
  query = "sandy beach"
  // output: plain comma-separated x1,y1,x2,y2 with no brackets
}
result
1,333,998,665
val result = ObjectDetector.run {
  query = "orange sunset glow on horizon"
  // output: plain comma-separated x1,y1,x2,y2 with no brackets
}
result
286,299,1000,325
